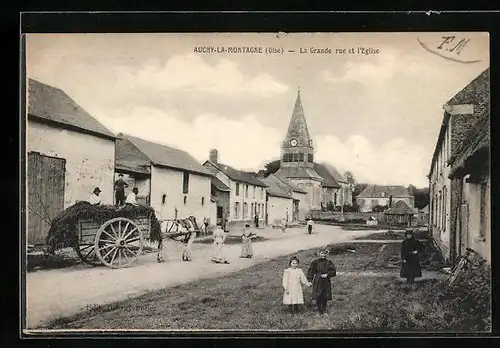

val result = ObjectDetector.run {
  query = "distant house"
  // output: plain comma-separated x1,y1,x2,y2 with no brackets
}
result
448,95,490,264
210,176,231,231
265,174,308,222
356,185,414,213
203,149,267,228
428,68,490,261
115,134,212,223
27,78,116,245
384,200,418,227
418,205,430,226
260,176,294,225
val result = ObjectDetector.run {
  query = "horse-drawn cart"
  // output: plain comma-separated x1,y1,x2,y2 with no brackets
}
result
74,215,152,268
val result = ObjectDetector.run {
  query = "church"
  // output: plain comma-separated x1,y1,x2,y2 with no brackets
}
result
274,90,353,212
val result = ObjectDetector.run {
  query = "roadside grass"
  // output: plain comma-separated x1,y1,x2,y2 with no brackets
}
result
45,240,489,332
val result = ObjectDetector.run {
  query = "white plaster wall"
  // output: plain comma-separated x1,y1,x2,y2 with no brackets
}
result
150,166,211,223
267,196,294,223
28,121,115,208
229,180,266,222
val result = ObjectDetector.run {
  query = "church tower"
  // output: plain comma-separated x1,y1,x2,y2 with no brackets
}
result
275,89,323,211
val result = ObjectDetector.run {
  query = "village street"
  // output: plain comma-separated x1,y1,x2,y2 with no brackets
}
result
27,224,378,329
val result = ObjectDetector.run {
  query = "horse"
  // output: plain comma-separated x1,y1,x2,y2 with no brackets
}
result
156,216,209,263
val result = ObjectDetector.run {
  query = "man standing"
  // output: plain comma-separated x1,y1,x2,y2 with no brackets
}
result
114,173,129,206
254,213,259,228
88,187,102,205
125,187,139,206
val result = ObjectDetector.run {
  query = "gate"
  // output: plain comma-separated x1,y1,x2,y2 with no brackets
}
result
27,152,66,245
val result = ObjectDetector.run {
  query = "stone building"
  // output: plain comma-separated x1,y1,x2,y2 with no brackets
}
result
356,185,414,213
428,68,490,261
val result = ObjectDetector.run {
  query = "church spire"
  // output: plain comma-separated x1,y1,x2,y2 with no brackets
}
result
283,89,312,149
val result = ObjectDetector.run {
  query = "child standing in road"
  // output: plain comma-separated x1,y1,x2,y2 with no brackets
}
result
282,257,312,314
240,224,254,258
307,218,314,235
307,248,337,314
211,225,229,264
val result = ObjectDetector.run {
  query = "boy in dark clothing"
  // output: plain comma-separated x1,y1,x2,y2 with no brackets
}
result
114,173,129,206
307,248,336,314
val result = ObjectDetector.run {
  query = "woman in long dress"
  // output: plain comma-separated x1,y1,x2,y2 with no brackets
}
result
400,229,423,285
282,257,312,314
240,224,254,258
211,225,229,264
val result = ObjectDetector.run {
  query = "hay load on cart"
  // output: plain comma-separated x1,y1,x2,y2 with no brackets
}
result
45,202,162,268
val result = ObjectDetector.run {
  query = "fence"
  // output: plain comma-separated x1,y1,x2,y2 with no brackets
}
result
308,210,386,222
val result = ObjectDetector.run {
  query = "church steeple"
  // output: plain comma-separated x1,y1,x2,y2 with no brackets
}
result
283,88,313,150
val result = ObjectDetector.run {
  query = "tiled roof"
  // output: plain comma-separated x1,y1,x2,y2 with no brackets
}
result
320,163,347,183
272,174,307,194
27,78,116,139
120,134,211,176
357,185,412,198
385,200,417,215
275,166,323,181
211,176,230,192
314,163,341,188
115,161,151,175
207,161,267,187
260,177,293,199
449,109,490,177
429,68,490,177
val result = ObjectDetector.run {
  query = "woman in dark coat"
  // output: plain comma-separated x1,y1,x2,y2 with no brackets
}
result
307,248,337,314
400,230,423,284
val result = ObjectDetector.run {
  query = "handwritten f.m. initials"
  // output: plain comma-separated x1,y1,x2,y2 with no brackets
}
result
437,36,470,55
448,38,470,55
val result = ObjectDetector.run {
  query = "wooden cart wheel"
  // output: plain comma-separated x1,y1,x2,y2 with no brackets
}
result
94,217,144,268
74,242,101,266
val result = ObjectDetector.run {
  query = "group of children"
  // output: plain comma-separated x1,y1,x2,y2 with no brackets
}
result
282,248,336,315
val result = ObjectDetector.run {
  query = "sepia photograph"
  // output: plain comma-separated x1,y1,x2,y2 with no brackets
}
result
22,32,490,333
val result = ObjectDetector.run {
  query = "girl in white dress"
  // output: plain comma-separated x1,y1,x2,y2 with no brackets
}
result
211,225,229,264
282,256,312,314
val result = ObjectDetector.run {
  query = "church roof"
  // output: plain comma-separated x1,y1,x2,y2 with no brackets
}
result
275,166,323,181
314,163,341,188
283,90,313,148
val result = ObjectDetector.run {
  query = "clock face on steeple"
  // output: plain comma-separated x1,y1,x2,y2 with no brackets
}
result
290,139,298,147
309,139,313,146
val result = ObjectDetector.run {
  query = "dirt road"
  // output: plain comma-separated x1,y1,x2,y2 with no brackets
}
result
26,224,374,328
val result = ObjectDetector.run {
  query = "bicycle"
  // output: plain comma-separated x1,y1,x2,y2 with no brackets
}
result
447,246,477,287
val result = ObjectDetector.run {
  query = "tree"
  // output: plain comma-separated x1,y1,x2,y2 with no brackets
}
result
262,159,280,177
353,183,368,198
413,187,430,209
344,171,356,186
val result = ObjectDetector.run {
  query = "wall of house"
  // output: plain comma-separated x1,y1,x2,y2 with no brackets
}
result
211,189,230,228
113,172,151,205
356,196,414,213
288,178,322,210
28,121,115,208
229,180,267,227
292,191,308,221
150,166,211,224
267,196,294,224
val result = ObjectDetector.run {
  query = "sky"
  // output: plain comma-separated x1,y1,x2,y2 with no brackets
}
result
26,32,490,187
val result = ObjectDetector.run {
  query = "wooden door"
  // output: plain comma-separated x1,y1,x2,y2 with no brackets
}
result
460,203,469,255
27,152,66,245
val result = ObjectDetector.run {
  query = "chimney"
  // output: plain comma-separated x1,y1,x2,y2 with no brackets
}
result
209,149,218,164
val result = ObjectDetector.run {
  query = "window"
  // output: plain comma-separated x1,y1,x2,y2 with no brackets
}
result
308,154,313,163
442,187,447,232
183,172,190,194
253,186,256,198
236,182,240,196
251,203,254,216
299,153,304,161
201,197,205,206
245,185,249,198
183,196,187,205
235,202,240,218
260,187,264,199
243,202,248,219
